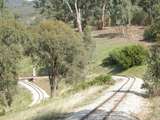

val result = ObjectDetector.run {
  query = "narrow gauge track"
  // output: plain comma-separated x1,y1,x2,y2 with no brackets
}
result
19,80,48,106
80,77,136,120
23,80,45,102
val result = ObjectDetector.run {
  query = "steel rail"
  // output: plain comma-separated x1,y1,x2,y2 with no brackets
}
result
80,76,131,120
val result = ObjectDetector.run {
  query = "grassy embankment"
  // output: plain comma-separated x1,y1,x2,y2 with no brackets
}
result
145,97,160,120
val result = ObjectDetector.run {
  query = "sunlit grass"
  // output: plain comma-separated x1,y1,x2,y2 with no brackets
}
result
11,87,32,112
146,97,160,120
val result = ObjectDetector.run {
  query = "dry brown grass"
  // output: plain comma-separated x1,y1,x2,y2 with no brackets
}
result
145,97,160,120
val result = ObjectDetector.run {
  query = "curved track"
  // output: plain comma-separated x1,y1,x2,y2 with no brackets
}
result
66,76,138,120
18,80,49,107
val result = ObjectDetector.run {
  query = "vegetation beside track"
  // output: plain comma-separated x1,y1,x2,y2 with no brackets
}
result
0,87,32,116
0,76,113,120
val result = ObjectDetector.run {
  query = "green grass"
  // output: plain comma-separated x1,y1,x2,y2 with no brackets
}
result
118,65,146,78
0,87,32,117
10,87,32,113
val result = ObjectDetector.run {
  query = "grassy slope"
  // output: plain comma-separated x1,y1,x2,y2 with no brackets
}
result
11,87,32,112
91,26,147,78
1,87,32,117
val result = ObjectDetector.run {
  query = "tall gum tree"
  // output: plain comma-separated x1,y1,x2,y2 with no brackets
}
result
34,0,107,32
32,20,86,97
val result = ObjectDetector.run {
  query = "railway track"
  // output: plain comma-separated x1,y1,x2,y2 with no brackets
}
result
18,80,49,106
66,77,137,120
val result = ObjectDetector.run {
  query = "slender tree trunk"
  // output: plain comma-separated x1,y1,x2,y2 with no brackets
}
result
49,73,54,97
101,2,106,29
65,1,73,13
1,92,9,111
49,58,59,97
108,16,111,26
75,0,83,33
49,71,57,97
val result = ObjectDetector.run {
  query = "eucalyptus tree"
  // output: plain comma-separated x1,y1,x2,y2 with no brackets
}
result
139,0,160,23
0,19,32,108
34,0,105,32
0,0,4,9
0,0,5,16
109,0,133,26
32,20,86,96
145,35,160,95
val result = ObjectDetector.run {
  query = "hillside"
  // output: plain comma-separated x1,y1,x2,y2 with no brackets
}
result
6,0,36,23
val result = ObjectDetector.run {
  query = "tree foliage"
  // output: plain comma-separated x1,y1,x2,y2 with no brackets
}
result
108,0,135,26
139,0,160,23
31,20,87,96
144,37,160,95
144,20,160,42
0,19,31,109
34,0,110,30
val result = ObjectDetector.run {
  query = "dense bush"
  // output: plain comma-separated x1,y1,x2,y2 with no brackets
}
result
144,40,160,96
144,20,160,42
107,45,148,70
131,7,148,25
89,75,113,86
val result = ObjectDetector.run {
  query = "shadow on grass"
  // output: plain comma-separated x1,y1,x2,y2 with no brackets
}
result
94,33,123,39
101,58,123,75
32,111,72,120
66,109,140,120
32,110,140,120
112,90,149,98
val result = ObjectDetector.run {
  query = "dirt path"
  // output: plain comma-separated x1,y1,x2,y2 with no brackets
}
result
65,76,148,120
18,80,49,106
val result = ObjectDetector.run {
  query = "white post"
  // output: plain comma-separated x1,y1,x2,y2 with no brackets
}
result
32,67,36,79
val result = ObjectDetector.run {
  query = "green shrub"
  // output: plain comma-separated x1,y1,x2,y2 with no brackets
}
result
68,75,113,93
107,45,148,70
92,75,113,85
144,20,160,42
0,106,5,116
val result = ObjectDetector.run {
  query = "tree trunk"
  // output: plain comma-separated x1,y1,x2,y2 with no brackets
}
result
108,16,111,26
101,2,106,29
75,0,83,33
65,0,73,13
49,75,54,97
49,58,59,97
49,74,57,97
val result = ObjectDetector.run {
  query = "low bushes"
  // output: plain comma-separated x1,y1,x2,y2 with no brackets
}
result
106,45,148,70
68,75,113,93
